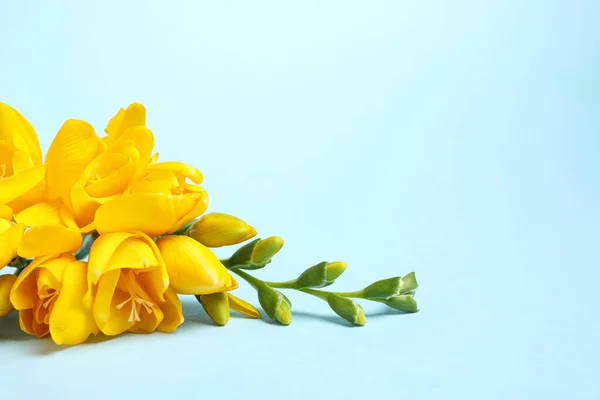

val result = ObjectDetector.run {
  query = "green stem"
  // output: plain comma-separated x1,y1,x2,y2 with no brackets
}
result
74,232,99,260
265,280,298,289
231,268,264,289
299,288,330,301
220,258,232,268
331,289,366,299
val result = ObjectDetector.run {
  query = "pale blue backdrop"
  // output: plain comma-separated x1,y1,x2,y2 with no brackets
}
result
1,1,599,399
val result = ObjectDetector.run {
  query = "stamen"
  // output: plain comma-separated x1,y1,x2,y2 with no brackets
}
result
136,298,154,314
116,297,133,310
117,296,154,322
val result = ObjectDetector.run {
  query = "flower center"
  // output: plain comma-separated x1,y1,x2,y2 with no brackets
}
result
0,164,6,179
115,270,155,323
38,288,59,308
116,296,154,323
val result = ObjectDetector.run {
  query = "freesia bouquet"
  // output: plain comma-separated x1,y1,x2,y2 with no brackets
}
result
0,102,419,345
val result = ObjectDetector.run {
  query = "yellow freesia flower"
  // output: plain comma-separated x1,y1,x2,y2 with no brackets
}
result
0,102,46,213
9,254,98,345
156,235,238,294
94,160,209,237
85,232,183,335
44,103,154,228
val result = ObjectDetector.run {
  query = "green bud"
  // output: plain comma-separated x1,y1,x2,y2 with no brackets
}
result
382,295,419,313
362,272,418,299
252,236,284,265
196,292,230,326
228,237,284,270
327,294,366,326
362,277,402,299
256,283,292,325
296,261,347,288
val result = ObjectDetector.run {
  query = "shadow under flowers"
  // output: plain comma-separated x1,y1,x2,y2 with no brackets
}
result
0,310,34,341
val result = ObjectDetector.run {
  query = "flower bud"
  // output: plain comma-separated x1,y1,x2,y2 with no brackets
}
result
252,236,284,265
256,283,292,325
228,236,284,270
197,292,230,326
382,295,419,313
0,274,17,317
327,294,366,326
188,213,257,248
362,272,418,299
296,261,347,288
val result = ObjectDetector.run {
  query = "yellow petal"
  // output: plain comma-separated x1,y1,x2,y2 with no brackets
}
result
95,193,177,237
0,204,12,220
19,308,35,335
149,161,203,184
17,225,82,258
87,232,133,284
38,254,75,288
228,293,261,319
170,190,209,232
91,269,120,330
6,177,46,215
0,222,25,268
100,288,136,335
49,261,99,345
129,300,163,334
157,286,184,333
156,235,238,295
110,125,154,178
10,255,52,309
45,119,100,203
0,102,42,165
14,202,63,227
69,182,103,227
0,164,46,204
0,274,17,316
105,103,146,138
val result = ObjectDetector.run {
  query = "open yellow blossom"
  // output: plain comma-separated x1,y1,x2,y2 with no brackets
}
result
9,254,98,345
85,232,183,335
44,104,154,227
157,235,238,294
0,102,46,213
95,159,209,237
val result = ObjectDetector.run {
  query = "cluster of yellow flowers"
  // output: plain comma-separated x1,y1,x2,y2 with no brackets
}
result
0,102,262,344
0,101,420,346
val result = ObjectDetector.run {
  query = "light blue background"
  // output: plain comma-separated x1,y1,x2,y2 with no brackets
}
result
1,1,599,398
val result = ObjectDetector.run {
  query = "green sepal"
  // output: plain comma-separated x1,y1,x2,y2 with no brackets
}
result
326,294,366,326
382,295,419,313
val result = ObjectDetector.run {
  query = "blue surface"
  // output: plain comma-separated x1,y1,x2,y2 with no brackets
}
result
1,1,599,398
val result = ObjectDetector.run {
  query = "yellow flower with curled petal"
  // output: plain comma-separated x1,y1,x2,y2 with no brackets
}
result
85,232,183,335
10,254,98,345
156,235,238,294
94,158,208,237
0,102,46,213
44,103,154,228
